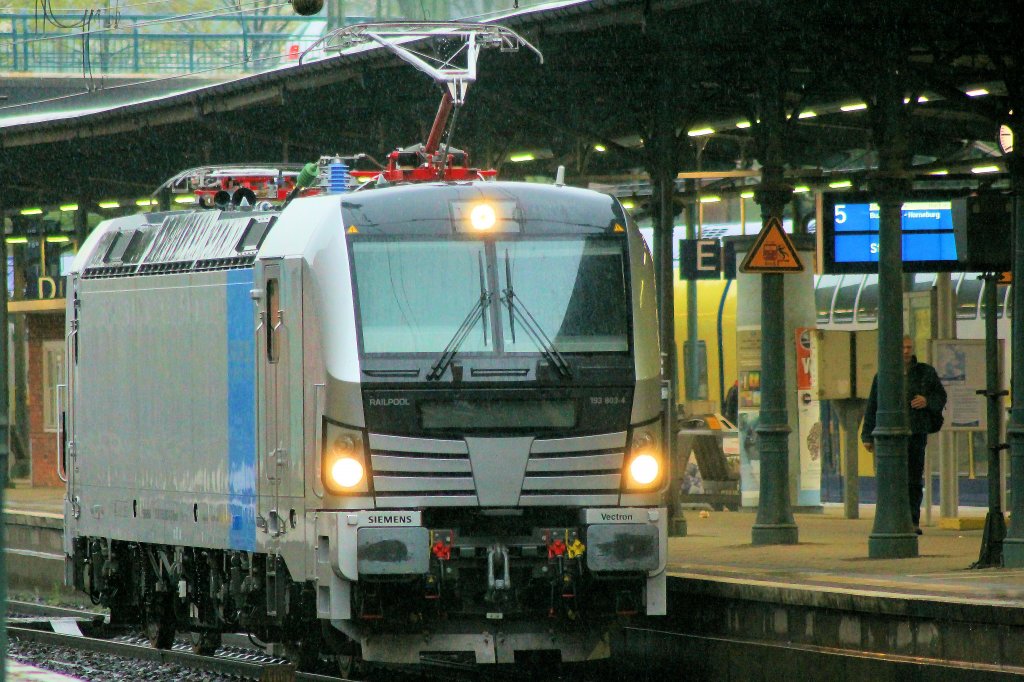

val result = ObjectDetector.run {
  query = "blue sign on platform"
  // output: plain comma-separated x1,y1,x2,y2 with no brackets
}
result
822,195,960,273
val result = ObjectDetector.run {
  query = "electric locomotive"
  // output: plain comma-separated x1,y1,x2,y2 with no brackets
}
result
62,23,667,671
62,164,667,667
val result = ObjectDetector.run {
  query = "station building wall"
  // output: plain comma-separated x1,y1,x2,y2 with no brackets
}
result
26,312,64,487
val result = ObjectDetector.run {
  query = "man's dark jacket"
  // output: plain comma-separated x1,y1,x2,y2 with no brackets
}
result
861,356,947,442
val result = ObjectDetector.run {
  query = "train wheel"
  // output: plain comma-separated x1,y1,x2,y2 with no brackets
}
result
337,654,367,679
145,593,176,649
107,589,137,629
284,637,321,672
190,630,221,656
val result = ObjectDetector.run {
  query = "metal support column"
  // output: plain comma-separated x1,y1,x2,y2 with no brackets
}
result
0,200,9,663
685,179,700,404
654,170,685,538
868,204,917,554
935,273,959,520
976,274,1007,567
750,163,797,545
868,175,916,558
1004,121,1024,567
834,399,864,519
865,31,917,556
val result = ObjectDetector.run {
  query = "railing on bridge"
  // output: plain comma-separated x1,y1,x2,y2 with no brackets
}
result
2,11,337,75
1,2,543,76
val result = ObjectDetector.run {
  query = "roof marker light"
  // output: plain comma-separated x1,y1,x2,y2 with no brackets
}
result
687,127,715,137
840,103,868,112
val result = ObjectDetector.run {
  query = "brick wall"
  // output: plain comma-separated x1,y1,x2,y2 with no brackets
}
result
26,313,65,488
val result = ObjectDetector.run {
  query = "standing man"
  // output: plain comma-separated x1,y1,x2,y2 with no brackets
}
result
862,336,947,534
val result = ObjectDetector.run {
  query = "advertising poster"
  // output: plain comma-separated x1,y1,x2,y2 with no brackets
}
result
932,339,1000,431
795,328,822,499
737,327,762,506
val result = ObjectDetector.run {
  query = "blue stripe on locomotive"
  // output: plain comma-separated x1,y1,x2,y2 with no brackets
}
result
226,268,257,551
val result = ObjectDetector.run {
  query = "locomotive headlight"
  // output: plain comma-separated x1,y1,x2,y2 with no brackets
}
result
625,427,664,489
329,456,364,489
629,454,660,486
469,203,497,231
322,425,369,494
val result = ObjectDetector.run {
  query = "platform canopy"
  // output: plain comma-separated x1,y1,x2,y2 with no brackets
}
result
0,0,1016,209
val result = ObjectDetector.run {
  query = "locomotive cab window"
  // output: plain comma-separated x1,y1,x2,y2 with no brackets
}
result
104,230,137,263
266,278,280,363
237,217,276,253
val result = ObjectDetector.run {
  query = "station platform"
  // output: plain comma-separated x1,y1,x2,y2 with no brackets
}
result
5,484,1022,676
2,483,1000,580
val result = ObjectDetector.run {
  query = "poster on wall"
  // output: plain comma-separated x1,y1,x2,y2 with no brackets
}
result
931,338,1000,430
737,327,762,506
795,327,822,502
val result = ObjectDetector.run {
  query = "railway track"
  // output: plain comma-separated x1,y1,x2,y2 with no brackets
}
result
7,601,608,681
7,600,348,681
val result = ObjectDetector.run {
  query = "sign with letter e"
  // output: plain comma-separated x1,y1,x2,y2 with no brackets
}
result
680,238,722,280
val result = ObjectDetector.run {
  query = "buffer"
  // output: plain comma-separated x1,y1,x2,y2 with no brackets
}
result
739,217,804,273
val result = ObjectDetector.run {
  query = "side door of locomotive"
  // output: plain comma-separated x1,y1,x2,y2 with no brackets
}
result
256,259,304,542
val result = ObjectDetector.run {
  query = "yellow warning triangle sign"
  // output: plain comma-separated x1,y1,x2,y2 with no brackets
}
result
739,217,803,273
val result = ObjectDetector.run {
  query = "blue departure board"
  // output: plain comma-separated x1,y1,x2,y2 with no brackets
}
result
822,194,960,273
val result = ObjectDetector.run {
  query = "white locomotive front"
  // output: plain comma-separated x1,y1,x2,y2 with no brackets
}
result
63,180,666,670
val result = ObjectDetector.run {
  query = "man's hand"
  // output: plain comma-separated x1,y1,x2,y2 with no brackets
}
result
910,394,927,409
864,441,874,453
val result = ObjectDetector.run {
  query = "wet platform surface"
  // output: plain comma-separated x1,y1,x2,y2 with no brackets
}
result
664,505,1022,607
6,484,1023,675
4,484,1018,605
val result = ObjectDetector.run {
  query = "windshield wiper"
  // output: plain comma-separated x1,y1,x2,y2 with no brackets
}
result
427,252,490,381
501,250,572,378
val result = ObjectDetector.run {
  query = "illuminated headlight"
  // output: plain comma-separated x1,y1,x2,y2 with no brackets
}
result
322,425,369,494
469,203,497,231
629,454,660,485
625,427,663,489
330,455,364,489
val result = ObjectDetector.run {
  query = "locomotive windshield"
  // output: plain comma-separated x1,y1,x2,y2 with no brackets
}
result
351,236,629,355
